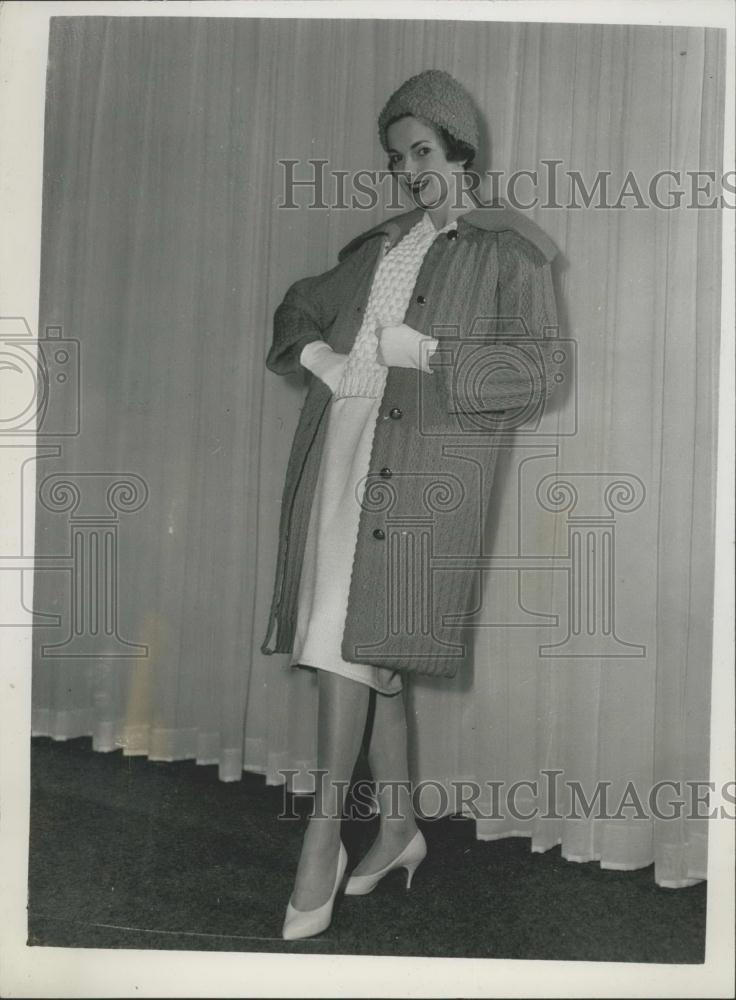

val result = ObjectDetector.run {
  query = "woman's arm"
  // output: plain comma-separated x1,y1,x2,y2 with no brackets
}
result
429,235,560,415
266,248,363,376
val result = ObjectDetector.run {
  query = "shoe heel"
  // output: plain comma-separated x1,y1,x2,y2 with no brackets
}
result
345,829,427,897
404,858,422,889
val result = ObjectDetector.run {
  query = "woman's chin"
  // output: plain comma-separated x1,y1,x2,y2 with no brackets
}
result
409,185,446,209
415,195,443,210
408,192,436,209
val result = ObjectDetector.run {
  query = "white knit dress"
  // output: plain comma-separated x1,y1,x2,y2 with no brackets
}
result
289,213,458,695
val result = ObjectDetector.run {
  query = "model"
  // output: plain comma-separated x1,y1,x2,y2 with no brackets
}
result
261,69,560,940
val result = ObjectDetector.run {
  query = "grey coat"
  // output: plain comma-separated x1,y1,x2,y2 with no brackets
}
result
261,203,560,677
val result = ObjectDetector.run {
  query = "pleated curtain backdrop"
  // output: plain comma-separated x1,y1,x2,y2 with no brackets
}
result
32,16,724,888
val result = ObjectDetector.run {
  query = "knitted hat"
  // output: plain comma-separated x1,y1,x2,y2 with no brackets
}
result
377,69,479,157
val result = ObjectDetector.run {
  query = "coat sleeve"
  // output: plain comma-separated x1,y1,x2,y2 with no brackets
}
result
266,247,363,376
428,232,560,414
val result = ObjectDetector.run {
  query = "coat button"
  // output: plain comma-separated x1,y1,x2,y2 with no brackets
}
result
416,295,426,304
389,407,403,419
379,467,392,478
447,229,458,240
372,528,385,540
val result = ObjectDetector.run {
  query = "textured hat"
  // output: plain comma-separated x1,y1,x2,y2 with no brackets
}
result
378,69,479,156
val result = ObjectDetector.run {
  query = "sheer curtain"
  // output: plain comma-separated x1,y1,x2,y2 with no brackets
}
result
31,17,724,888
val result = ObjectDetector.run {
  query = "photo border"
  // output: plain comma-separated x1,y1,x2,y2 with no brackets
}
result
0,1,733,996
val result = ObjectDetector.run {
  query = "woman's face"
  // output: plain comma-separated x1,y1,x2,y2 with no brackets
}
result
386,115,463,210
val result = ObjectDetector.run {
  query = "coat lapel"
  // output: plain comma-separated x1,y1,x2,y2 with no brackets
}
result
337,199,558,263
460,200,558,262
337,207,425,261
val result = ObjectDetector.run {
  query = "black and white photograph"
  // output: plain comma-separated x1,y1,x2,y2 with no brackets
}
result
0,1,733,996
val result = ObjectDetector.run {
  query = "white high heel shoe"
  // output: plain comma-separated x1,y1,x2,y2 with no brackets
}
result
344,829,427,896
282,841,348,940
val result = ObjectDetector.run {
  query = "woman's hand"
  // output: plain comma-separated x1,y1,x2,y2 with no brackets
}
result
299,341,349,394
377,323,439,373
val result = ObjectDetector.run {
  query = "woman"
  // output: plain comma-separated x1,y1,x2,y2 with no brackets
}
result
261,69,560,940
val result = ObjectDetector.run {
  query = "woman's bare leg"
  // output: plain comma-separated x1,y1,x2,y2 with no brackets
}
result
350,688,419,876
289,670,370,910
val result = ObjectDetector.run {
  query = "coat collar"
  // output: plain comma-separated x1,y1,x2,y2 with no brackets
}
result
337,201,558,263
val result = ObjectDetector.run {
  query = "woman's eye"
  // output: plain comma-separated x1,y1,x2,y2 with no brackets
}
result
418,146,431,157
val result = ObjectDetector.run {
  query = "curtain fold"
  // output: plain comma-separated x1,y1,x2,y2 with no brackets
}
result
32,16,724,888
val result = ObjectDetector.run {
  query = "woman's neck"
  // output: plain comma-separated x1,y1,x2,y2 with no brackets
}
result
425,171,479,231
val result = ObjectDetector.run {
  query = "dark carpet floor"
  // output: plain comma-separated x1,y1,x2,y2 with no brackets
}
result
28,736,706,962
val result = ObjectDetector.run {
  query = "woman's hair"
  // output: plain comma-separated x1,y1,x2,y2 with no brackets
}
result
385,113,475,172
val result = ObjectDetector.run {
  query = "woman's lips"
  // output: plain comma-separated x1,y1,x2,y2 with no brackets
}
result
405,176,429,195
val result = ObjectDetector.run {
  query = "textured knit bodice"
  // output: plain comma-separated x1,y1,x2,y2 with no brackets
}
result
333,212,458,400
